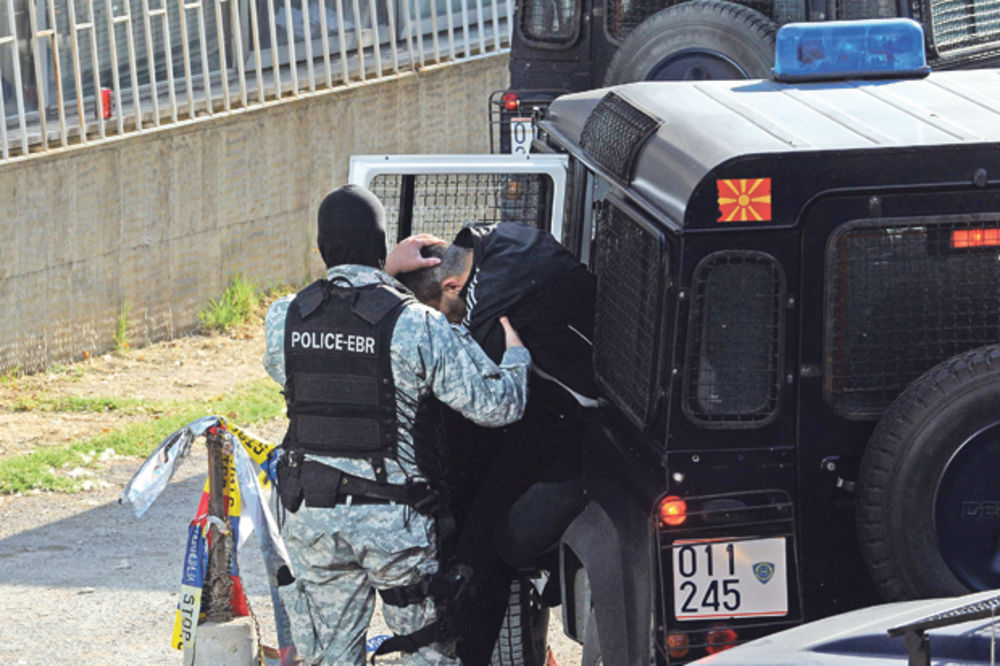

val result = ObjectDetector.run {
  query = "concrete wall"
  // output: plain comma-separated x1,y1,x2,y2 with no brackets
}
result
0,55,509,373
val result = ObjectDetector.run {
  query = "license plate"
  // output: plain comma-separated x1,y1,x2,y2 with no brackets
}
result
672,537,788,620
509,117,534,154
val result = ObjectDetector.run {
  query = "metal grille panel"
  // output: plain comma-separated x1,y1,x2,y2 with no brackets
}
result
684,251,784,427
826,218,1000,418
369,173,548,246
606,0,667,40
520,0,579,44
834,0,897,19
593,204,664,427
605,0,773,41
580,92,660,182
929,0,1000,55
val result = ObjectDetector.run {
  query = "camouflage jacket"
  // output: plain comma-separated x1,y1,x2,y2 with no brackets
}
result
263,265,531,484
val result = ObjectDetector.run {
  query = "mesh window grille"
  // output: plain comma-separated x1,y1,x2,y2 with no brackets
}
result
593,204,665,427
605,0,773,41
580,92,660,182
520,0,579,44
834,0,896,19
369,173,548,246
606,0,665,41
928,0,1000,55
826,218,1000,419
684,251,784,427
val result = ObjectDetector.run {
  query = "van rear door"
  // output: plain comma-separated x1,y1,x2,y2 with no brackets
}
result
348,154,569,243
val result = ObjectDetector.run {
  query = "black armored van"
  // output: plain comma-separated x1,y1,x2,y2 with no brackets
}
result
351,22,1000,665
491,0,1000,153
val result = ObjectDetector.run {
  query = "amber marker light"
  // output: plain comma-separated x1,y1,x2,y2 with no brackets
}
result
659,495,687,526
952,228,1000,248
666,632,690,659
501,91,519,111
705,628,739,655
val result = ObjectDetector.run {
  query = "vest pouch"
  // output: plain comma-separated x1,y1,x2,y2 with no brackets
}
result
300,462,342,507
294,415,385,454
276,449,305,513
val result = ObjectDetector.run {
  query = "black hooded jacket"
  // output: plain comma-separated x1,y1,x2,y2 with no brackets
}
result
456,222,597,400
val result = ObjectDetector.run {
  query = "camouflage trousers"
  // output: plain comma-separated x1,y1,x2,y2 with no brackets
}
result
279,502,460,666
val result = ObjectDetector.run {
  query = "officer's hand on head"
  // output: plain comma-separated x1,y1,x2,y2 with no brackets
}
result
385,234,446,276
499,316,524,349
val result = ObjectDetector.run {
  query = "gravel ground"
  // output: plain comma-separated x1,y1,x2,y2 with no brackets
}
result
0,445,582,665
0,328,582,665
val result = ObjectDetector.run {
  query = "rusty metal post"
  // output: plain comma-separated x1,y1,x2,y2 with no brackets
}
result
204,430,234,623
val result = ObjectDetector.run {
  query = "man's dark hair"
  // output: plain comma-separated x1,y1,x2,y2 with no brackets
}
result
440,244,472,279
398,244,472,305
398,244,447,304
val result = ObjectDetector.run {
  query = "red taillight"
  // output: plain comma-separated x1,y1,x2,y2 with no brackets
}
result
659,495,687,526
952,228,1000,248
666,632,690,658
705,628,739,655
501,91,519,111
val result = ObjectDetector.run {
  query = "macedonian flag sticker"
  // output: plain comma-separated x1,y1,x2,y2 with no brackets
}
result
717,178,772,222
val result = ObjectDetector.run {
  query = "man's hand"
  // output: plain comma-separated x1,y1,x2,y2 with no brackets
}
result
499,316,524,349
385,234,446,276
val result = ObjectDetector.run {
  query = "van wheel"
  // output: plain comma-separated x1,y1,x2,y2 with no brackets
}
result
857,345,1000,600
602,0,776,85
490,576,549,666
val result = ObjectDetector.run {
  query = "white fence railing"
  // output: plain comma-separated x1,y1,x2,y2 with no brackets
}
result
0,0,511,161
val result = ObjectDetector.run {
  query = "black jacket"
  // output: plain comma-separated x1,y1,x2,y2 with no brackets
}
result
456,222,597,400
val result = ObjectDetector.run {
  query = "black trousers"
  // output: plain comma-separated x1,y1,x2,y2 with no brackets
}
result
448,390,591,665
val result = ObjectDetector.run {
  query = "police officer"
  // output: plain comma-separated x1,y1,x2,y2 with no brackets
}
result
394,222,597,664
263,186,532,666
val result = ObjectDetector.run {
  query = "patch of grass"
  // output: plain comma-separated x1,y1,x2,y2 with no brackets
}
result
1,366,23,384
199,274,261,332
114,302,132,352
262,282,296,303
9,395,162,415
0,377,285,494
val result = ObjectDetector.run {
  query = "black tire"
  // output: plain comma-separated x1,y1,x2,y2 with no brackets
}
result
602,0,776,85
857,345,1000,601
490,576,550,666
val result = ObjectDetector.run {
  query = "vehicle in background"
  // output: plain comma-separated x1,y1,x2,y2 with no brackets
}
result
490,0,1000,152
692,589,1000,665
353,22,1000,665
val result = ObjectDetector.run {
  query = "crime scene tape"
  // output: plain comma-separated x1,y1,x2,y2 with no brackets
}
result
121,416,292,662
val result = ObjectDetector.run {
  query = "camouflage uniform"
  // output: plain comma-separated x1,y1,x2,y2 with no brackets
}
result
264,264,530,665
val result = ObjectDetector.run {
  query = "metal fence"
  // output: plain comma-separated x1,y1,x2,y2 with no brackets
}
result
0,0,511,161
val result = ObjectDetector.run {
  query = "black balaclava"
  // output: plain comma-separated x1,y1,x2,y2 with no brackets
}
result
316,184,387,269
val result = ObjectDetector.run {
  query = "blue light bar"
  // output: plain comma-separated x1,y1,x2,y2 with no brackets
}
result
772,19,930,82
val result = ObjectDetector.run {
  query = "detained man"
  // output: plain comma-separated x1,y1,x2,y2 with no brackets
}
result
393,221,598,664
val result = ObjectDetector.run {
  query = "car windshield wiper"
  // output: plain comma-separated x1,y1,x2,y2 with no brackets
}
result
887,592,1000,666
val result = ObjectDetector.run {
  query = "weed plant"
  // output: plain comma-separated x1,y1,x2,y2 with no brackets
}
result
114,302,132,352
198,274,261,332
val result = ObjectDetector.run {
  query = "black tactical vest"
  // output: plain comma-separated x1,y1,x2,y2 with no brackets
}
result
283,278,411,477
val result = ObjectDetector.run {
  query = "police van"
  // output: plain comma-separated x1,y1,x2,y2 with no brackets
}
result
351,20,1000,665
491,0,1000,153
